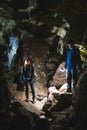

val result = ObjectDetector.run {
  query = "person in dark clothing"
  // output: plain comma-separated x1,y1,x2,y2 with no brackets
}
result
65,40,82,92
20,57,36,103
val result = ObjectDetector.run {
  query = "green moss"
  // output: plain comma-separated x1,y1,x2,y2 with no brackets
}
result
75,44,87,62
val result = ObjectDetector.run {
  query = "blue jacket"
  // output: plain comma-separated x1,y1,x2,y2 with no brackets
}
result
65,47,81,69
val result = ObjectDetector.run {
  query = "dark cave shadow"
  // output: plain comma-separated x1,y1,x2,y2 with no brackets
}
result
13,72,24,91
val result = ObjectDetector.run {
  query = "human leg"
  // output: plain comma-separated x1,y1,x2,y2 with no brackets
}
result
30,82,36,103
72,68,77,90
66,69,72,92
25,79,29,101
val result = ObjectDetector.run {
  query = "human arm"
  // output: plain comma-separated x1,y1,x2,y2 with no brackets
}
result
30,66,35,83
75,48,82,74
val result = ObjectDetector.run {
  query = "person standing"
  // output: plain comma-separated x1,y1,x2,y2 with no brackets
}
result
20,57,36,103
65,40,82,92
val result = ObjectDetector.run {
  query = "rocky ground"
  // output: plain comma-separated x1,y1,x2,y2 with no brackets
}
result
7,60,74,130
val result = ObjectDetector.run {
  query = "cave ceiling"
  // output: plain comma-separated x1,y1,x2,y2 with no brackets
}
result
0,0,87,40
1,0,87,23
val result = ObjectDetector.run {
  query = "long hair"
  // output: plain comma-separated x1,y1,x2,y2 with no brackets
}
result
24,57,33,67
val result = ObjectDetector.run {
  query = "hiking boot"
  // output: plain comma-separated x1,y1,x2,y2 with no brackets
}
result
26,98,29,102
32,99,36,104
67,88,71,92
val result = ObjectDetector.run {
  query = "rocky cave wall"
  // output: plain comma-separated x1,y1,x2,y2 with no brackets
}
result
0,0,87,130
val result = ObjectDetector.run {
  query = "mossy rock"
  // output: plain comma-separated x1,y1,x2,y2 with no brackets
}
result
73,70,87,124
75,44,87,62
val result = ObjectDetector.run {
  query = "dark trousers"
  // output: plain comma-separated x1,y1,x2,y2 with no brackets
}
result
66,68,77,90
24,78,35,100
